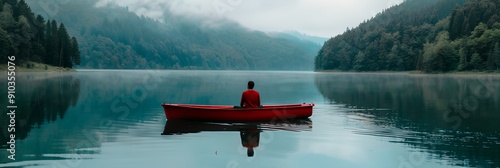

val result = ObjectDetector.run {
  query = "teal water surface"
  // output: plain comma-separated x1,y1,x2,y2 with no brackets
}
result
1,71,499,168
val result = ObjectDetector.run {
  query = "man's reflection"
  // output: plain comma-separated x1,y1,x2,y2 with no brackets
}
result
162,119,312,157
240,128,260,157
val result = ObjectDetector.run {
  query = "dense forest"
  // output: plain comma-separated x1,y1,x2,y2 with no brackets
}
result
315,0,500,73
26,0,317,70
0,0,80,68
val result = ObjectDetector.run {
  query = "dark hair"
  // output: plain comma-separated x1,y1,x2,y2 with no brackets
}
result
247,81,255,89
247,148,254,157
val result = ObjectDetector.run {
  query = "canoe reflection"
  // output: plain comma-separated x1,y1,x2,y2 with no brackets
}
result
162,119,312,157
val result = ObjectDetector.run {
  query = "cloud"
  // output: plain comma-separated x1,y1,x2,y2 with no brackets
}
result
96,0,403,37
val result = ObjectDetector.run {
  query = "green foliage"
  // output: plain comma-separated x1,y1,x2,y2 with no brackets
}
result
470,53,484,70
487,46,495,71
449,5,464,40
0,0,80,68
422,42,441,72
316,0,499,73
71,37,80,65
49,20,58,65
386,44,400,70
0,3,15,31
422,33,458,73
461,23,500,71
0,27,9,56
57,23,72,68
26,0,314,70
494,42,500,70
353,51,367,71
316,0,464,72
15,15,32,60
457,48,468,70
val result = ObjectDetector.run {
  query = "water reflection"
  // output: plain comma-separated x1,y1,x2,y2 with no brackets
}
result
0,74,82,166
5,70,499,167
0,73,80,149
240,128,259,157
20,75,81,139
162,119,312,157
315,73,500,167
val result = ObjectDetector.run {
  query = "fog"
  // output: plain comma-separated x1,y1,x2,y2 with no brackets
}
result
98,0,404,37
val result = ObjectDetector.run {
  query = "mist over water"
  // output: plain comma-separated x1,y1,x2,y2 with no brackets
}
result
93,0,404,37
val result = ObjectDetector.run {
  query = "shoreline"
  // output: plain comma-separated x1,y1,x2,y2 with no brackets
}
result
2,64,499,76
0,62,76,73
315,70,500,76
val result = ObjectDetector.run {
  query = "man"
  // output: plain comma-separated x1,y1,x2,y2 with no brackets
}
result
240,81,261,108
240,128,260,157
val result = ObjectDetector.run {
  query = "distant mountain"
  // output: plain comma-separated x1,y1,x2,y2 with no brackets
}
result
315,0,500,73
267,31,324,59
26,0,314,70
282,31,328,45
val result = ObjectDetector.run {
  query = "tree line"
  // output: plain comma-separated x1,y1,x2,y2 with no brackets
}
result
0,0,80,68
26,0,314,70
315,0,500,73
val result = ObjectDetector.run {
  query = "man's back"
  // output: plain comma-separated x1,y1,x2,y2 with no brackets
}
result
241,89,260,108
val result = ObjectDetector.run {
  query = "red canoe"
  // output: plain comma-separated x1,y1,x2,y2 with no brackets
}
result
161,103,314,122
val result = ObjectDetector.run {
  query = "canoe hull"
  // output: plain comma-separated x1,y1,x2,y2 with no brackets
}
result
162,119,312,135
162,104,314,122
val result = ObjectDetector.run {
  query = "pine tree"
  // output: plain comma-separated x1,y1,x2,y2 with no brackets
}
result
457,48,468,71
495,42,500,70
51,20,59,66
449,5,464,40
17,0,33,22
0,4,16,32
16,15,32,61
32,15,46,61
3,0,16,9
0,28,10,57
35,15,45,43
71,37,81,66
11,0,19,18
486,46,495,71
45,20,53,64
58,23,72,68
0,1,79,68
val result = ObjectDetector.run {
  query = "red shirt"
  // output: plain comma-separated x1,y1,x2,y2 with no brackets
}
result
240,89,261,108
240,129,260,148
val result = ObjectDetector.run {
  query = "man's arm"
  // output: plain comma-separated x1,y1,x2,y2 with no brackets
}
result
240,93,245,107
257,93,261,107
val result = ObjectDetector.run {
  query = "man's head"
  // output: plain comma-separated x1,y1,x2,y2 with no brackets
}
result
247,81,255,89
247,148,254,157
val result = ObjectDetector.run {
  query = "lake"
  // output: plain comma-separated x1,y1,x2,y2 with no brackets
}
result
1,70,499,168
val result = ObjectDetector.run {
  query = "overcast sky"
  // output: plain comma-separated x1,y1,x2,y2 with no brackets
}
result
97,0,404,38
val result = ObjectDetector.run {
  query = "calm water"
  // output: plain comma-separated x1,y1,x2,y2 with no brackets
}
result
1,71,499,168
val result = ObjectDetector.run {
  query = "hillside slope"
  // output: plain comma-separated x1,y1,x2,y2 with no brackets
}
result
315,0,500,73
27,0,315,70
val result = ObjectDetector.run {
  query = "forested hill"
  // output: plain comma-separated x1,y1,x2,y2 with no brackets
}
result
315,0,500,73
26,0,315,70
267,31,324,58
1,0,80,68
